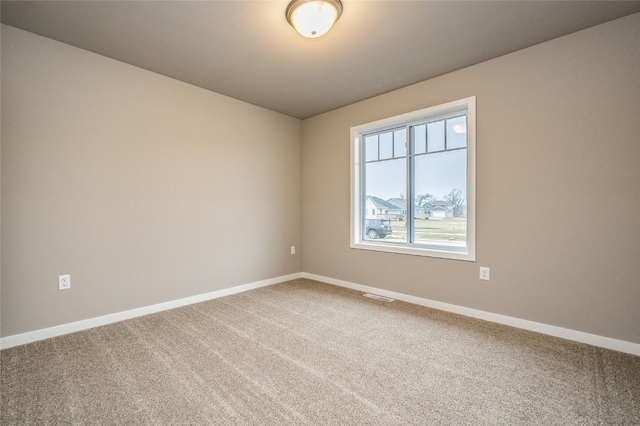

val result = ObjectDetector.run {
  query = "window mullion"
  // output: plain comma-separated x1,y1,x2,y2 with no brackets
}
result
361,137,367,240
444,118,448,150
391,130,395,158
407,125,414,245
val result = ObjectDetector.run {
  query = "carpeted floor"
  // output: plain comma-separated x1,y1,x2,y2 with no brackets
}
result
1,278,639,425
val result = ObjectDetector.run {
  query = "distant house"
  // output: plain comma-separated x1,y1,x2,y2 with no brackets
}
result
387,198,426,219
423,200,454,219
386,198,407,219
365,196,397,219
366,196,426,220
386,198,406,210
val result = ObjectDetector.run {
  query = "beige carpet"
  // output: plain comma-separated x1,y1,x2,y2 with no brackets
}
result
1,279,639,425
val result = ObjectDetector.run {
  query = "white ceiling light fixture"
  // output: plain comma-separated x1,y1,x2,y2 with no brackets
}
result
286,0,343,39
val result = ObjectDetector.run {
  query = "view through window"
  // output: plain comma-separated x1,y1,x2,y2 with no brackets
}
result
351,97,475,261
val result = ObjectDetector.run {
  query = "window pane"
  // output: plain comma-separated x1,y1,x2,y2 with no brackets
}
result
427,120,445,152
412,124,426,154
364,157,407,243
379,131,393,160
365,135,378,162
413,149,467,247
393,129,406,158
446,116,467,149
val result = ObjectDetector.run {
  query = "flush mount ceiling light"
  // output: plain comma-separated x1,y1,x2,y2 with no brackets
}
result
286,0,343,39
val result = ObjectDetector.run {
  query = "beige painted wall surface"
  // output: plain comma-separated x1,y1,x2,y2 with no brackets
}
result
302,13,640,343
1,25,302,336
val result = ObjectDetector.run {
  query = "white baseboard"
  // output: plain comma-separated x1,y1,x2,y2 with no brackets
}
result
0,272,302,350
4,271,639,356
302,272,640,356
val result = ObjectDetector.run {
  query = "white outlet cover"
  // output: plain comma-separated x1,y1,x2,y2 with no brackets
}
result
59,274,71,290
290,246,296,255
479,267,490,281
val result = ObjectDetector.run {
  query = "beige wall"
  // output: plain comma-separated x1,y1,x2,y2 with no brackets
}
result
1,25,302,336
2,13,640,345
302,13,640,343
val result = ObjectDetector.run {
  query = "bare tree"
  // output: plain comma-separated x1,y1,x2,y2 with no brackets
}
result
415,193,434,206
444,189,465,217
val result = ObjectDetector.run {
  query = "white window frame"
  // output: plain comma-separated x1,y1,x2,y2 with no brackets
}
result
350,96,476,261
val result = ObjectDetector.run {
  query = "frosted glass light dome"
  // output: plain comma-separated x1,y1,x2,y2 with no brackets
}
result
286,0,343,39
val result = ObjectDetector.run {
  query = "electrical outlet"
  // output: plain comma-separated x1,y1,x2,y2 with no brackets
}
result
59,274,71,290
479,267,490,281
290,246,296,255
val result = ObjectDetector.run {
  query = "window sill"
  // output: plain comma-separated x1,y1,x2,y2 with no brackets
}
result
350,241,475,262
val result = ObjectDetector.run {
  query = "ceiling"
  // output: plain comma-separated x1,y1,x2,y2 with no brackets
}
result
2,1,640,119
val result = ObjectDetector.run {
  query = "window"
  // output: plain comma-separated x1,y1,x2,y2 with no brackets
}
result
350,97,475,261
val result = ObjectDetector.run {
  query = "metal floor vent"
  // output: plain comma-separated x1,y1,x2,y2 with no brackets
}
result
363,293,395,303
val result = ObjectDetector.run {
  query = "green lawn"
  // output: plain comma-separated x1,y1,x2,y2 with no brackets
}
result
386,217,466,242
